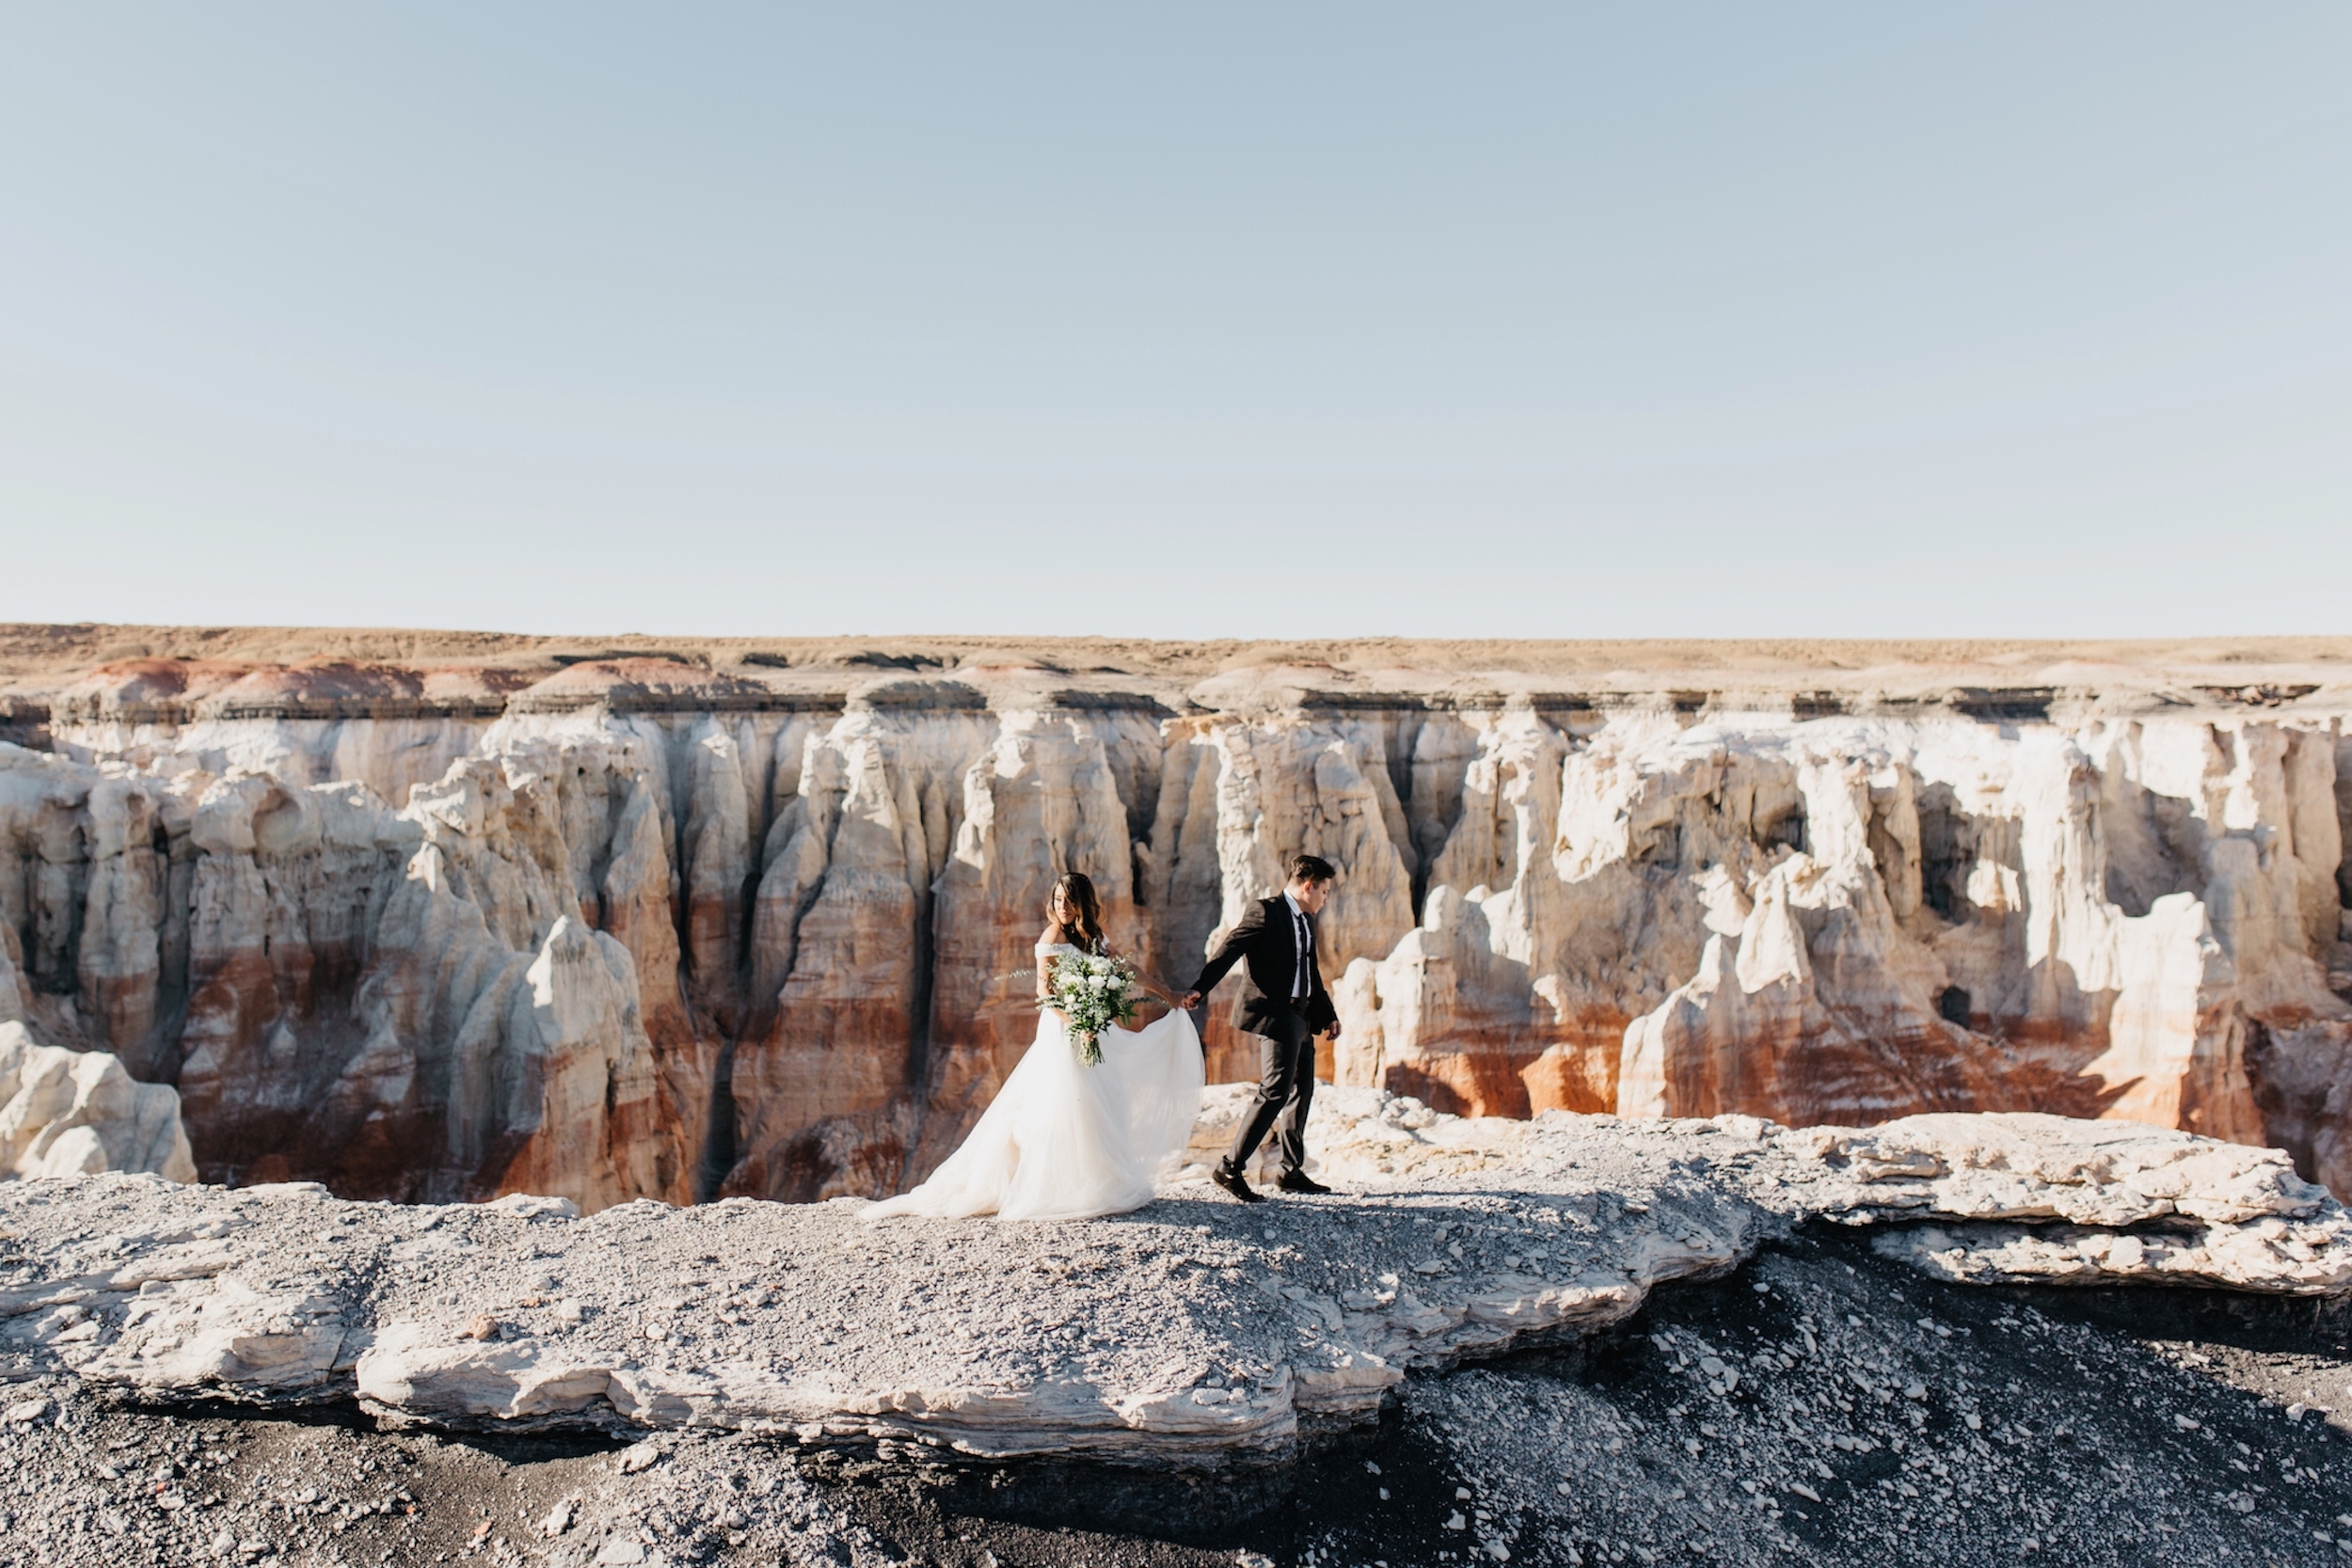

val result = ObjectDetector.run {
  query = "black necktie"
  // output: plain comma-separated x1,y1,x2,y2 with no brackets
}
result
1293,907,1310,1000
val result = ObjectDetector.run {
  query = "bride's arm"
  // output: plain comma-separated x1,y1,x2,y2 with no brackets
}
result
1036,925,1066,1014
1103,942,1183,1006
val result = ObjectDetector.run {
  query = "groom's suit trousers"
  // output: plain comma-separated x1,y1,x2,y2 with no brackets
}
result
1225,1006,1317,1177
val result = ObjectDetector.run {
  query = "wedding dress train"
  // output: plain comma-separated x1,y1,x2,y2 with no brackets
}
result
863,942,1205,1223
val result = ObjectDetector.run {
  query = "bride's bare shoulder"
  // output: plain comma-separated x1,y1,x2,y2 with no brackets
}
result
1037,922,1068,948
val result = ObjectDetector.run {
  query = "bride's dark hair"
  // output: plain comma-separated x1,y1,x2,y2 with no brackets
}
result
1048,872,1107,955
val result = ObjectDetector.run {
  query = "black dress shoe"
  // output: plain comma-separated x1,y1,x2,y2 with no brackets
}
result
1276,1170,1333,1196
1210,1165,1265,1204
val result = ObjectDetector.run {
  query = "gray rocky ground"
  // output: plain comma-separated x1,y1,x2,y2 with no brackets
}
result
6,1095,2352,1565
5,1226,2351,1568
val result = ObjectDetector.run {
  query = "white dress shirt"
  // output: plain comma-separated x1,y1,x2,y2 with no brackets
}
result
1281,891,1312,1001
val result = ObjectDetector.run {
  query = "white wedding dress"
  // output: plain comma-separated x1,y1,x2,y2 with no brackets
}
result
862,942,1205,1223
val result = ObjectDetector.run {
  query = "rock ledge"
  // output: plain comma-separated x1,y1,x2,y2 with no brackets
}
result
4,1093,2345,1465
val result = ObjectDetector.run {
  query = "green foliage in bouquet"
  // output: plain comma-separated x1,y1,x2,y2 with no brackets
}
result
1042,950,1139,1066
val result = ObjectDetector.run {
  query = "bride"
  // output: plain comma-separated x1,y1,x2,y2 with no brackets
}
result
862,872,1205,1223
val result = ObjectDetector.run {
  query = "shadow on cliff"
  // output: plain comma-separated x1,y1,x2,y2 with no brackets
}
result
796,1397,1470,1560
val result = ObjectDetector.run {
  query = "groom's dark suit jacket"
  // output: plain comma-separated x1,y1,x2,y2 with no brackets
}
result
1187,895,1338,1037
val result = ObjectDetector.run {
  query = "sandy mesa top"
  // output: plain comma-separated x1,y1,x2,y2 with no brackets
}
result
2,624,2348,722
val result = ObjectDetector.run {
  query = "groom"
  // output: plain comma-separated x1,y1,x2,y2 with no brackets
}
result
1178,853,1342,1203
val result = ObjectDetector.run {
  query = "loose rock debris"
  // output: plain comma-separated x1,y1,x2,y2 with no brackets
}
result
7,1095,2352,1563
9,1229,2348,1566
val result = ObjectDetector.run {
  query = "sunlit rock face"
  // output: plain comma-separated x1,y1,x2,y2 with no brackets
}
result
1,641,2348,1208
0,1021,194,1181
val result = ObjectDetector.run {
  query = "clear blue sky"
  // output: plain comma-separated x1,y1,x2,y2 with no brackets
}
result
2,6,2346,640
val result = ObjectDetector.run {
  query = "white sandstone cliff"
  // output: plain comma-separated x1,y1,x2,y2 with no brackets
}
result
0,646,2344,1210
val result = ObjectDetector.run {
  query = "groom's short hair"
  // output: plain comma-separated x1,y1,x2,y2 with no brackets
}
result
1286,853,1337,886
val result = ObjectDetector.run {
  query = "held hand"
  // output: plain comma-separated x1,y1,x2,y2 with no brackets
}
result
1177,991,1200,1010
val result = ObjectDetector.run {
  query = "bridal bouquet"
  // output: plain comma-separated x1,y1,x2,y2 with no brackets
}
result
1043,951,1139,1066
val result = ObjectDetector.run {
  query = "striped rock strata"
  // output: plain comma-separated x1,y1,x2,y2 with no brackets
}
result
0,642,2347,1212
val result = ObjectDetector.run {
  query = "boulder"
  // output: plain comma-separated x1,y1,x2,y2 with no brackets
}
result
0,1022,194,1181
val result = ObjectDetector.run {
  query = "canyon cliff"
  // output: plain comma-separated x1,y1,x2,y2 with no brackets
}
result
1,626,2347,1208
